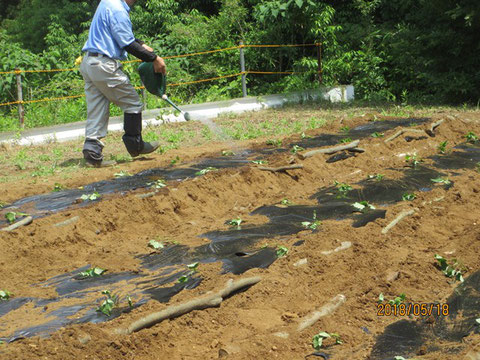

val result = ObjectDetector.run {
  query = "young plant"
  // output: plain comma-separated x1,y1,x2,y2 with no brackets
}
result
402,193,416,201
195,167,217,176
178,263,200,283
96,290,119,317
291,145,305,154
266,139,282,147
276,246,289,258
352,201,375,213
434,254,465,282
466,131,479,144
431,177,451,186
52,183,64,192
405,154,422,168
171,156,181,165
147,179,167,189
79,267,106,278
302,210,321,230
368,174,385,181
80,191,101,201
251,160,268,165
339,137,353,144
334,181,353,198
5,212,28,224
378,293,406,305
371,132,384,138
228,218,243,228
114,170,132,178
0,201,8,209
340,126,350,133
148,239,164,250
437,141,448,154
222,150,235,156
312,332,343,350
281,198,292,206
0,290,12,301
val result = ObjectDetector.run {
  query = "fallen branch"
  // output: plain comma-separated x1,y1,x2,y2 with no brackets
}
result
54,216,79,228
425,119,445,137
1,216,33,232
298,140,360,160
384,129,425,143
135,192,156,199
297,294,346,332
122,276,262,334
381,209,415,235
258,164,303,173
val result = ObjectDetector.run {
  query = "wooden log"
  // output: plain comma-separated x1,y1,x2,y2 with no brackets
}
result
297,294,346,332
258,164,303,173
122,276,262,334
384,129,425,143
298,140,360,160
381,209,415,235
54,216,79,228
1,216,33,232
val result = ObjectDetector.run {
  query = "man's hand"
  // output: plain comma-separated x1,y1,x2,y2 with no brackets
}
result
153,56,166,74
142,44,154,52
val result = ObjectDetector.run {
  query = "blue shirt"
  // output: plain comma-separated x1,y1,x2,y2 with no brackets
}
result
82,0,135,60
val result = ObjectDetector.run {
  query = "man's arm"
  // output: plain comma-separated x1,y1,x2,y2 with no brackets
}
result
124,40,166,74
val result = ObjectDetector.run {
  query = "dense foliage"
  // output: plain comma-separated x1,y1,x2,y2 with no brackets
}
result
0,0,478,130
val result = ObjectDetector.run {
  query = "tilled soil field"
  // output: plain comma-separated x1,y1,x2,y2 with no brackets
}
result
1,110,480,359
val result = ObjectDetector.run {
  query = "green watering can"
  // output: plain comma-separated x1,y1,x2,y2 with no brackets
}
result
138,62,190,121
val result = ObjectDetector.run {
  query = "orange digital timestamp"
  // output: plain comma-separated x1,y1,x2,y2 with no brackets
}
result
377,303,449,317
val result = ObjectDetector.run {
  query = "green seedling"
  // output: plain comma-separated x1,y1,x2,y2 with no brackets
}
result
352,201,375,213
301,132,312,139
281,198,292,206
431,177,451,185
475,318,480,326
147,179,167,189
405,154,422,168
339,137,353,144
312,332,343,350
127,295,134,308
291,145,305,154
228,218,243,228
96,290,119,317
251,160,268,165
171,156,181,165
334,181,353,198
114,170,132,178
0,201,8,209
0,290,12,301
368,174,385,181
52,183,64,192
80,191,101,201
466,131,479,144
5,212,28,224
79,267,106,278
434,254,465,282
178,275,189,283
437,141,448,154
266,139,282,147
378,293,406,305
178,263,200,283
148,239,164,250
340,126,350,133
222,150,235,156
371,132,384,138
302,210,321,230
402,193,416,201
378,293,385,304
187,262,199,272
276,246,289,258
195,167,217,176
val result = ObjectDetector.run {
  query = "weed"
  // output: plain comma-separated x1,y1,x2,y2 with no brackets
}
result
402,193,416,201
0,290,12,300
171,156,181,165
228,218,242,228
276,246,289,258
80,191,101,201
434,254,465,282
79,267,106,278
114,170,132,178
340,126,350,133
437,141,448,154
109,154,132,163
431,177,451,185
147,179,167,189
312,332,343,350
195,167,217,176
302,210,321,230
339,137,353,144
371,132,384,138
143,131,159,142
301,132,311,139
251,160,268,165
352,201,375,213
5,212,28,224
148,239,164,250
52,183,64,192
96,290,119,317
0,201,8,209
368,174,385,181
291,145,305,154
266,139,282,147
334,181,353,198
466,131,479,144
405,154,422,168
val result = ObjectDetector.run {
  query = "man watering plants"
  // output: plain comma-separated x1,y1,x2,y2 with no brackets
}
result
80,0,166,167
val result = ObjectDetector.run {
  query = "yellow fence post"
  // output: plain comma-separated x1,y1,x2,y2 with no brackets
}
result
15,69,25,128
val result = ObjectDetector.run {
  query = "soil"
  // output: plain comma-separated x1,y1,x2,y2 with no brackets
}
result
1,110,480,359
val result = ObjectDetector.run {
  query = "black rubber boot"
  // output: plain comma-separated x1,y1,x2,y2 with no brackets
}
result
122,113,159,157
83,139,104,165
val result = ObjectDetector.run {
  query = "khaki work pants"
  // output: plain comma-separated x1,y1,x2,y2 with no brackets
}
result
80,54,143,141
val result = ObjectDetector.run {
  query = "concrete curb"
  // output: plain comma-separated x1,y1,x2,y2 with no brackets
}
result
0,86,354,146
